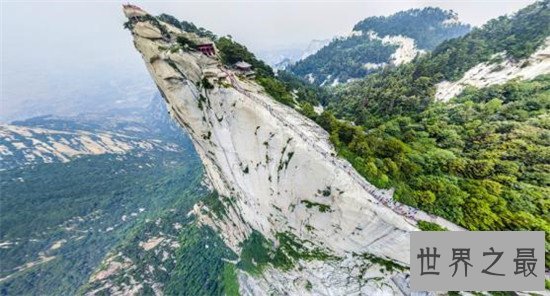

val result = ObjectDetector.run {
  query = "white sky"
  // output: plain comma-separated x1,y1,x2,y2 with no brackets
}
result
1,0,535,57
0,0,536,121
142,0,536,50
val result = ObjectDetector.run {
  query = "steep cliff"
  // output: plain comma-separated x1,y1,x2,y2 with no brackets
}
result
122,6,461,295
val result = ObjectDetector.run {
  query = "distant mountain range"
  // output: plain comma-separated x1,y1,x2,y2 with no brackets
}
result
1,96,189,170
1,58,157,123
287,7,471,86
0,124,179,170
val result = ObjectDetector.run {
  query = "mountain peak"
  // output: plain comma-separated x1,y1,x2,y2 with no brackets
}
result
111,7,464,295
288,7,470,86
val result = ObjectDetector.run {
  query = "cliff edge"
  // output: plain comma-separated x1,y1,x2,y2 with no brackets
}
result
122,5,461,295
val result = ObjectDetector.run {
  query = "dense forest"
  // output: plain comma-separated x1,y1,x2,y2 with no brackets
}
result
0,148,204,295
0,104,224,295
305,1,550,265
288,7,470,85
418,0,550,81
315,77,549,233
78,189,240,296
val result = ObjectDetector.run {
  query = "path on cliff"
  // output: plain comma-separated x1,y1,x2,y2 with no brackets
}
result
220,67,464,231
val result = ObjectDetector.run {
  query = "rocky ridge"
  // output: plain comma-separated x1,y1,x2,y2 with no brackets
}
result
436,38,550,101
123,6,461,295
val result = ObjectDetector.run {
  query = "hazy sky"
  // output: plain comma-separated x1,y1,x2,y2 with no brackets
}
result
3,0,533,51
1,0,536,121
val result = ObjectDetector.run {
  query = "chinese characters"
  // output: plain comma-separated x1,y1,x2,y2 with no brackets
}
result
416,247,537,277
410,231,543,291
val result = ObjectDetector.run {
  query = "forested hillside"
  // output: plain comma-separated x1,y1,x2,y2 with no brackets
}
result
316,77,549,233
331,0,550,125
0,100,233,295
0,135,204,295
288,7,470,86
298,1,550,264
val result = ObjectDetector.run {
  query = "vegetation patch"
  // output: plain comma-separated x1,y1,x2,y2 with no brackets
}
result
201,131,212,140
237,231,337,274
277,141,295,173
361,253,407,273
236,231,273,275
417,220,447,231
319,186,331,197
222,263,240,296
301,200,332,213
215,37,273,78
157,14,217,39
124,14,170,39
163,225,238,295
176,35,198,49
201,77,214,90
202,191,226,218
274,232,337,266
257,77,295,106
305,280,313,291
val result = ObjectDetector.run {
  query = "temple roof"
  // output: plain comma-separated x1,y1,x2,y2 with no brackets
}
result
234,61,252,69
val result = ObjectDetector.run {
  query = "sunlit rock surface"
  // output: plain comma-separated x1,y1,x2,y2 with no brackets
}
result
436,38,550,101
123,6,461,295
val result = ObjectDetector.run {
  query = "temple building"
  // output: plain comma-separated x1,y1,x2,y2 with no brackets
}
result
234,61,255,77
234,61,252,71
197,43,216,56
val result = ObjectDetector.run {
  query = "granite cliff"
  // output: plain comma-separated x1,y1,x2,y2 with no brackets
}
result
122,5,462,295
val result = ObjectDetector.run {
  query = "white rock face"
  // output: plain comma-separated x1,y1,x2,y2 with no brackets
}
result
436,38,550,101
366,31,425,66
237,255,408,296
133,22,163,39
124,8,461,295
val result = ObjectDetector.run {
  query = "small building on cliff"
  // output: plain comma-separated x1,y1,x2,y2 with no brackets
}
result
234,61,255,77
197,43,216,56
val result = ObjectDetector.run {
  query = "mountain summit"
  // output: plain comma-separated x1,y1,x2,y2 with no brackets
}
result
288,8,470,86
